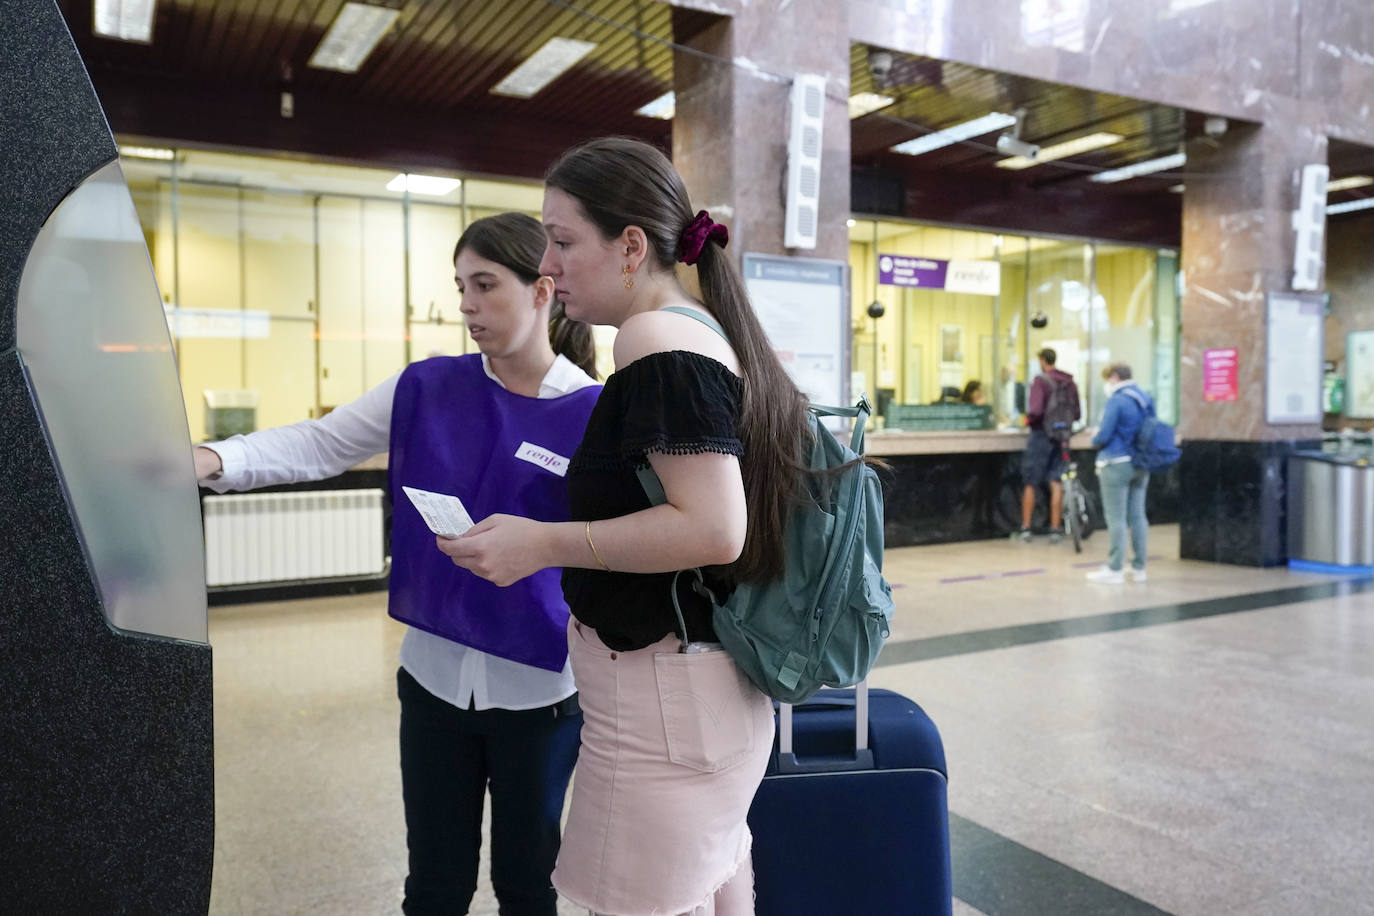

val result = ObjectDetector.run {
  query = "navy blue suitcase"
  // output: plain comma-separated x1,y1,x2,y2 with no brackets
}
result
748,685,953,915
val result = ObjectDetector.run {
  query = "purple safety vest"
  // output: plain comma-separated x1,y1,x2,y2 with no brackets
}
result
387,355,601,671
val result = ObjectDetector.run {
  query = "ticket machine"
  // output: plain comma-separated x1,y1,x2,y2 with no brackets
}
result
0,3,214,911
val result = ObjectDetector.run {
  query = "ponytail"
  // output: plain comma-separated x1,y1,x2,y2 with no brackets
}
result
549,300,597,379
545,137,808,582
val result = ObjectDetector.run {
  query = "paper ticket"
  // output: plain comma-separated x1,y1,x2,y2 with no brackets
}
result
401,486,476,539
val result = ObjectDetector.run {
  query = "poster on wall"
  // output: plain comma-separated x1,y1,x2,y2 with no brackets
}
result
1265,292,1324,424
742,253,848,409
1346,330,1374,418
1202,347,1238,402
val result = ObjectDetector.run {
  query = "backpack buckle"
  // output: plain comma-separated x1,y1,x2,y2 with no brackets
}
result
856,393,873,416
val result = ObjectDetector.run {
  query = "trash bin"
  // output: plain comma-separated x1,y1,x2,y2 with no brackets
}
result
1287,450,1374,568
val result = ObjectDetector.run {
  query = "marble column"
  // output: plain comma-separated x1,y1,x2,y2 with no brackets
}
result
672,1,851,262
1177,104,1326,565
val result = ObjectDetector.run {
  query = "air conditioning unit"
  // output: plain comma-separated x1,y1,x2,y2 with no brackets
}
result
1292,163,1329,291
784,73,827,249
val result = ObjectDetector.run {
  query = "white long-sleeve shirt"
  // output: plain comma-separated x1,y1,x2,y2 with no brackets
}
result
203,354,599,710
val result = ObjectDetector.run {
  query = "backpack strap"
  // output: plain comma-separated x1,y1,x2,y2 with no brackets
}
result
660,305,727,339
1121,386,1154,417
812,398,871,454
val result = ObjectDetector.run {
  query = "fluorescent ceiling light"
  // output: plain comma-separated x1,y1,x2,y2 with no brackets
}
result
890,112,1018,157
491,38,597,98
1169,184,1185,193
1327,175,1374,193
635,92,676,120
849,92,895,119
386,173,461,196
996,131,1123,170
308,3,400,73
119,144,175,161
94,0,155,43
1327,197,1374,215
1089,152,1186,183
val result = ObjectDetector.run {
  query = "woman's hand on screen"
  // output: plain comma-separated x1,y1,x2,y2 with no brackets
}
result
193,446,222,481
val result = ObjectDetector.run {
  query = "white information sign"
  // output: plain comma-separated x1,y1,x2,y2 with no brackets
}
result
742,253,848,408
944,259,1002,296
165,307,271,339
1265,292,1324,424
1345,329,1374,419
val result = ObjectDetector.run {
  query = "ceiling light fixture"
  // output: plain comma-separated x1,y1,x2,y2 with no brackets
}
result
491,37,597,98
1089,152,1187,183
1327,175,1374,193
119,144,175,161
635,92,676,120
996,131,1123,170
308,2,400,74
1327,197,1374,216
1169,184,1185,193
94,0,156,43
890,112,1018,157
386,173,461,196
849,92,895,119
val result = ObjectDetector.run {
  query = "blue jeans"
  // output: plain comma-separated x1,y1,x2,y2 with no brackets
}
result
1099,461,1149,572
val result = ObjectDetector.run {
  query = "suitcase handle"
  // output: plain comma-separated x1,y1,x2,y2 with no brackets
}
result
775,747,876,775
779,681,869,759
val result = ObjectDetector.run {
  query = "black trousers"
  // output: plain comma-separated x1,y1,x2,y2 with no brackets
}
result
397,667,582,916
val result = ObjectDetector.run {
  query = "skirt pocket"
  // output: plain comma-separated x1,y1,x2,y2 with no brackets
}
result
654,650,759,773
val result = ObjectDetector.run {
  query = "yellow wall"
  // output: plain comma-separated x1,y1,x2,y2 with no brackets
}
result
851,225,1000,405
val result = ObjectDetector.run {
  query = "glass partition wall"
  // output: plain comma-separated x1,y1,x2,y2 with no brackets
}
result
849,217,1180,430
123,148,549,439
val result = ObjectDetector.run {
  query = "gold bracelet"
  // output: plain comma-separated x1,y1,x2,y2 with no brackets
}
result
585,521,610,571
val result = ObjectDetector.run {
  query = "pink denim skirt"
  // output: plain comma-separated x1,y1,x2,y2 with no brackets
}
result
553,620,774,915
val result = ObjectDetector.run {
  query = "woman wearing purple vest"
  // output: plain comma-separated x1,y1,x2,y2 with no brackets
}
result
194,213,601,916
440,139,811,916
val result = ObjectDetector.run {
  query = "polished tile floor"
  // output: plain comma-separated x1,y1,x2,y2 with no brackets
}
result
207,526,1374,915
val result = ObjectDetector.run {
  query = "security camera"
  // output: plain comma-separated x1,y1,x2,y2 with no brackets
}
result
868,50,893,82
996,133,1041,160
867,300,886,319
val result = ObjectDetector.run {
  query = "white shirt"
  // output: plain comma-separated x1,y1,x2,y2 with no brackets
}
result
204,354,599,711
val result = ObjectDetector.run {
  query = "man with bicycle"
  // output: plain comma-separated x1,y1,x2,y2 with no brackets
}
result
1016,348,1081,543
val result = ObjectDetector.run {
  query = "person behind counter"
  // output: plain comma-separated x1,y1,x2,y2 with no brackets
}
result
194,212,601,916
960,380,986,405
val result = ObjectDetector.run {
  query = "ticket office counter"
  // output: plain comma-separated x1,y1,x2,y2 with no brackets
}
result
869,429,1180,547
201,430,1181,604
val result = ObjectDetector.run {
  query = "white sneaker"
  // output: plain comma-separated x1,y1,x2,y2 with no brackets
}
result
1085,567,1125,584
1127,568,1147,583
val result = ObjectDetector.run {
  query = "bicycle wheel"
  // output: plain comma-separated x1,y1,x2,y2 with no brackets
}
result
1066,482,1083,552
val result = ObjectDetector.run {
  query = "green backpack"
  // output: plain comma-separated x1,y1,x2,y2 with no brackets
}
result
637,307,895,704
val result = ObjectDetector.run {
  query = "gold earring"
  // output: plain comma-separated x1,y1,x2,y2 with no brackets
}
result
622,264,634,290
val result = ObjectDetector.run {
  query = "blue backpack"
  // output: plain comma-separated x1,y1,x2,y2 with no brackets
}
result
637,307,895,704
1121,387,1180,472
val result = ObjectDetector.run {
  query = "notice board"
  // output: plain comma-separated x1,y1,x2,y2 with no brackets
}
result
742,253,849,408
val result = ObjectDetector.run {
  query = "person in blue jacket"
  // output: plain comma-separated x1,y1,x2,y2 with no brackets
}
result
1087,363,1151,584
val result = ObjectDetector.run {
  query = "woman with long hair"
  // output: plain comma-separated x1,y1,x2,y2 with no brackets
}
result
195,212,600,916
440,138,810,915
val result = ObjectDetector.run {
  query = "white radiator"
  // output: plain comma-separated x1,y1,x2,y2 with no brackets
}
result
202,489,386,587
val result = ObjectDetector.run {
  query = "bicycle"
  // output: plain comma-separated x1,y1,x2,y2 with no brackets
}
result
1058,440,1095,553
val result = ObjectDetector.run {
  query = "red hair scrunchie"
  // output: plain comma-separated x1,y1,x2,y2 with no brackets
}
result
677,210,729,266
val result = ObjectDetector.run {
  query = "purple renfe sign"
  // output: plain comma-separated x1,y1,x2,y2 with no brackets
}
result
878,254,948,288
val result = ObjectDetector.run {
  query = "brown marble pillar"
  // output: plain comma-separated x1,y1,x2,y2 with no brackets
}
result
1177,106,1327,565
672,1,851,262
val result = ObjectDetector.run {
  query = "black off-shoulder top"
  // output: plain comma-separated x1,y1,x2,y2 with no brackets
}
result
562,350,743,651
